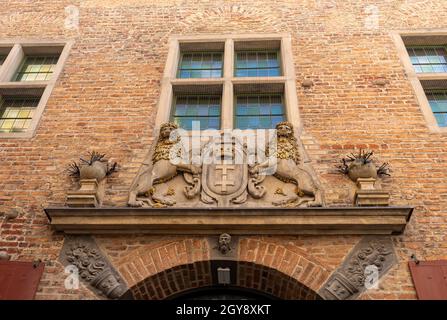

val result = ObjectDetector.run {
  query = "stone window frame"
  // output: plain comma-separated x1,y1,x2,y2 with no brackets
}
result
154,34,302,133
391,30,447,133
0,40,73,139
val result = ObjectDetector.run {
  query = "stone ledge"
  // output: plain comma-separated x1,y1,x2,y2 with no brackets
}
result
44,206,413,235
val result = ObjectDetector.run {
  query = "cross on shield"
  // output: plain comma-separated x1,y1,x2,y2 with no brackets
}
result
201,139,248,207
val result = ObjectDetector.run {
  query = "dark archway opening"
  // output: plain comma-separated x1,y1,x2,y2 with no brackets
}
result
168,285,279,300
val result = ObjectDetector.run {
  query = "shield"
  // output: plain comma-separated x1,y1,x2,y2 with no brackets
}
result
202,139,248,207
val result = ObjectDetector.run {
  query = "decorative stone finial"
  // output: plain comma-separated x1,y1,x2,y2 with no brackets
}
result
68,151,117,182
338,149,390,182
338,149,390,206
66,151,117,207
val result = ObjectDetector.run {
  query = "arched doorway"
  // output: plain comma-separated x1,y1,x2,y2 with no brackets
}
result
128,260,323,300
168,286,279,300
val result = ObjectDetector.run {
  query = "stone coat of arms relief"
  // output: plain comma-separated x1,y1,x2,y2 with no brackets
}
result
127,121,324,208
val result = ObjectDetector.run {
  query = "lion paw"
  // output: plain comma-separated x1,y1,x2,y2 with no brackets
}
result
128,200,144,207
273,196,298,206
306,200,323,207
153,196,176,206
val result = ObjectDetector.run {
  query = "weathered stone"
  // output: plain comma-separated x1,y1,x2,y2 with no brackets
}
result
128,122,325,208
320,236,397,300
355,178,390,206
66,179,100,207
59,236,130,299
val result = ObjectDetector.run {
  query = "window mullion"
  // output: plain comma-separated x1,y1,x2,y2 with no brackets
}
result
222,38,234,130
0,44,23,82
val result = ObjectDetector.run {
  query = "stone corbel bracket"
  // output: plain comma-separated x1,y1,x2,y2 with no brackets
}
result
59,236,131,299
319,236,397,300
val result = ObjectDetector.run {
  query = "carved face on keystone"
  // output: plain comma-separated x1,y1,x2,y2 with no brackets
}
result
276,122,293,137
218,233,232,254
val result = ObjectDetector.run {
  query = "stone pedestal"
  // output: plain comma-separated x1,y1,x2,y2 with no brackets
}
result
354,178,390,206
67,179,101,207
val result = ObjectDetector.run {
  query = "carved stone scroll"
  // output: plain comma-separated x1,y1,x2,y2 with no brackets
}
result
319,236,397,300
59,236,129,299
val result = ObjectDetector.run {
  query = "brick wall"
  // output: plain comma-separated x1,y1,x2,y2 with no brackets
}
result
1,0,447,299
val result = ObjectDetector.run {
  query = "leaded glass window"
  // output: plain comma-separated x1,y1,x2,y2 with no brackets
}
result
408,47,447,73
14,55,59,81
178,52,223,78
235,94,285,129
0,97,39,132
235,51,280,77
172,95,221,130
425,89,447,127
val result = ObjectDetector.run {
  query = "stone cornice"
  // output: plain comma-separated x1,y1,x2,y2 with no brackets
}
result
44,206,413,235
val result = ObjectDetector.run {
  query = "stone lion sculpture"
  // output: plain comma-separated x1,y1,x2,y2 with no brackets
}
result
250,121,324,207
128,122,201,207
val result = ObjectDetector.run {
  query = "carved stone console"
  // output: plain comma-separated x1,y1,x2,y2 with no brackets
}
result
319,236,397,300
59,236,130,299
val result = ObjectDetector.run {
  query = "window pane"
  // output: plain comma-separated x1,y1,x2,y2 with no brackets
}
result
235,69,248,77
257,52,268,68
0,55,6,66
426,89,447,127
0,97,39,132
190,70,203,78
181,54,191,67
268,52,279,67
172,95,221,130
191,54,202,69
236,52,246,68
213,69,223,77
235,51,281,77
202,54,212,69
179,70,191,78
247,52,258,68
178,52,223,79
268,68,281,76
209,105,220,116
247,69,258,77
235,94,285,129
258,69,269,77
407,47,447,74
14,55,59,82
212,54,222,68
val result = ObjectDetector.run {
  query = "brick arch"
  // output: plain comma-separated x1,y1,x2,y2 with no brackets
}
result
178,4,287,31
237,238,331,294
115,237,331,299
115,238,211,289
128,260,322,300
